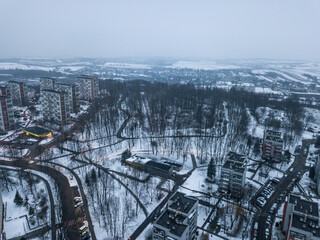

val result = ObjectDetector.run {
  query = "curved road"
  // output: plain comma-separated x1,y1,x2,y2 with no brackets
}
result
252,139,314,240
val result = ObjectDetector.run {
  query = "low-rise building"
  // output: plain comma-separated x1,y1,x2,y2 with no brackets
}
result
153,192,198,240
76,75,99,101
262,130,283,162
41,89,70,124
7,81,29,106
219,152,247,198
125,155,173,178
283,194,320,240
145,161,173,178
55,83,77,113
22,126,52,138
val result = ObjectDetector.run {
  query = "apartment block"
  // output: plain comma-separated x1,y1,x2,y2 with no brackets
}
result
153,192,198,240
0,95,14,133
40,77,56,91
283,195,320,240
55,83,77,113
219,152,247,198
75,75,99,101
0,86,10,97
262,130,283,162
41,89,70,125
313,157,320,195
7,81,29,106
0,191,4,240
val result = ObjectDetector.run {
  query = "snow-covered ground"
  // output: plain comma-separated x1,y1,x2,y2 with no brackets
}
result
1,170,52,239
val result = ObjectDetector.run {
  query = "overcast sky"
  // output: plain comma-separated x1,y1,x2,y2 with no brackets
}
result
0,0,319,61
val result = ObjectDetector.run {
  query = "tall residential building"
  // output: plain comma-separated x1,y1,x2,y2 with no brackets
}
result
76,75,99,101
0,191,4,240
7,81,29,106
41,90,70,124
0,95,14,133
0,86,10,97
313,156,320,195
55,83,77,113
152,192,198,240
283,194,320,240
262,130,283,162
40,77,56,91
219,152,247,198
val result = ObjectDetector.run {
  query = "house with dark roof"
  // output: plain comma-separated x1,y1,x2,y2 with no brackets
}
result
145,161,173,178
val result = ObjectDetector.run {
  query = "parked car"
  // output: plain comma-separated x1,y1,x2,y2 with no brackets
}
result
79,225,88,233
75,201,84,208
81,233,91,240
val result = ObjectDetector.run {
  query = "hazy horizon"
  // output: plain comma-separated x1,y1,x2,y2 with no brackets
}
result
1,0,320,61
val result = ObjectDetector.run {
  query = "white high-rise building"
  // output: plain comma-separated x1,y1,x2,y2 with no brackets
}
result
7,81,29,106
40,77,56,91
219,152,247,198
75,75,99,101
0,90,14,133
55,83,77,113
41,89,70,125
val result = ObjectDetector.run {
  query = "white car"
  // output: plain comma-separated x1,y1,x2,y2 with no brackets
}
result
75,201,83,208
265,228,270,236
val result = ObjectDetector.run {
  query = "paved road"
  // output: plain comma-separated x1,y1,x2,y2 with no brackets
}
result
252,139,314,240
0,159,80,240
40,161,97,240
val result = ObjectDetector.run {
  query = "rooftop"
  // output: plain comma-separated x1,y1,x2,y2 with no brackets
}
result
145,160,172,171
155,209,188,237
164,161,183,168
289,195,319,217
77,75,97,80
22,126,52,137
265,130,283,143
226,151,247,163
168,192,197,214
41,89,63,94
8,80,23,84
56,82,75,87
222,160,246,174
291,213,320,237
40,77,56,80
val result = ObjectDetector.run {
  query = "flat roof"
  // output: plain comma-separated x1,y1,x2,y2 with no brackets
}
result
77,75,96,79
265,130,283,143
145,161,172,171
41,89,63,94
164,161,183,168
289,195,319,217
291,213,320,237
155,209,188,237
56,82,75,86
22,126,52,137
168,192,197,214
227,152,247,163
40,77,56,80
222,160,246,174
8,80,23,84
